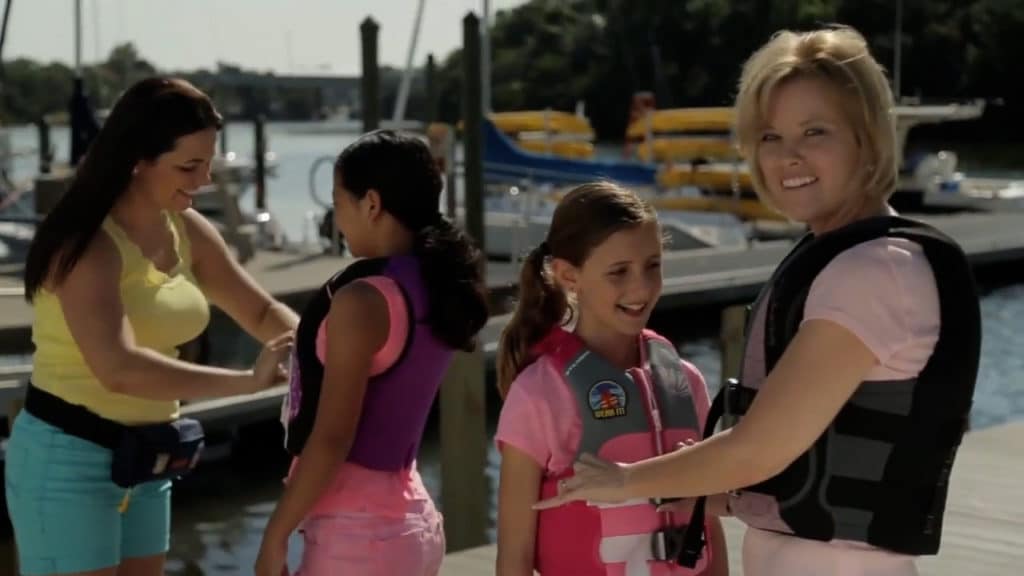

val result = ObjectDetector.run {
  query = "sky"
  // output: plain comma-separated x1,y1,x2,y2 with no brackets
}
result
3,0,528,76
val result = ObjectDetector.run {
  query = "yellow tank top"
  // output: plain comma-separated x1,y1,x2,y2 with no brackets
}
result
31,211,210,424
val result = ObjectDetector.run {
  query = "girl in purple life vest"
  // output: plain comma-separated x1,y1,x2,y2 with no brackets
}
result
256,130,489,576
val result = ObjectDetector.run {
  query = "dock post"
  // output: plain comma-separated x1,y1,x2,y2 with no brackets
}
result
253,115,267,212
439,18,488,551
360,17,380,133
440,348,488,552
36,118,52,174
462,12,485,256
445,129,457,221
719,305,746,388
219,117,229,156
426,53,438,123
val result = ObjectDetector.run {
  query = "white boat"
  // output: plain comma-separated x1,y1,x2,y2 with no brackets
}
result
476,190,752,261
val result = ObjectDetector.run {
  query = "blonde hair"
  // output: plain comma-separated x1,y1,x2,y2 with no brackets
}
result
496,182,656,398
734,26,897,204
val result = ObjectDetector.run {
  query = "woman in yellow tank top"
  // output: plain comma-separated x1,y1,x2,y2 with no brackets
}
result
7,77,299,576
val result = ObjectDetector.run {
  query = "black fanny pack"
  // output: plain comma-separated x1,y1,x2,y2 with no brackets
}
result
23,383,205,488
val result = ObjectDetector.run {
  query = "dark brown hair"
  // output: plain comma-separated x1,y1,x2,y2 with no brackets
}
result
334,130,488,351
24,77,222,300
496,181,656,397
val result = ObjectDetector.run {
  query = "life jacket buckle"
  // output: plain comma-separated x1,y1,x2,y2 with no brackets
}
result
651,526,700,565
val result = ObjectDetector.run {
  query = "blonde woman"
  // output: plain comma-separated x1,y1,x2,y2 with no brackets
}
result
532,26,982,576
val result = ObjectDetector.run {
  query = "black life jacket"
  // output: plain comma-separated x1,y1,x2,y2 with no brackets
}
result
679,215,981,559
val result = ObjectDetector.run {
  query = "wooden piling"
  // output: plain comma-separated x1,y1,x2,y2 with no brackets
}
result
426,54,438,124
36,118,52,174
719,305,747,388
462,12,485,257
439,348,489,552
253,115,267,212
360,17,380,133
219,116,229,156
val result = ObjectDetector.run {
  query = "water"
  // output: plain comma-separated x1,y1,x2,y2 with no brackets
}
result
3,122,1024,573
3,121,355,247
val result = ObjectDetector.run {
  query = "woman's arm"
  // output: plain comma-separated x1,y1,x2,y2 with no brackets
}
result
57,231,289,400
182,209,299,341
259,281,388,546
535,318,878,507
497,445,543,576
624,318,878,498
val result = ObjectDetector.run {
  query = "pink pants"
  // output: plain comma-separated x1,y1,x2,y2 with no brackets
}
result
288,459,445,576
295,500,445,576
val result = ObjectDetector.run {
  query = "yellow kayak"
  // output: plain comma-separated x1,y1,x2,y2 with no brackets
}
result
626,107,735,139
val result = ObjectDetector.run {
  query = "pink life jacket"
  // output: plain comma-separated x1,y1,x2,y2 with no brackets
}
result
533,327,712,576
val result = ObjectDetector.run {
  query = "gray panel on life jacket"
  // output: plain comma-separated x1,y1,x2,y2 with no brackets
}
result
769,380,918,540
847,379,917,415
826,435,893,481
647,338,701,431
563,348,650,459
563,338,702,460
821,428,874,542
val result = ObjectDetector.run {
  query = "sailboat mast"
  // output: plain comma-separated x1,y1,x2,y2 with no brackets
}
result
894,0,902,101
481,0,491,113
392,0,426,122
74,0,82,75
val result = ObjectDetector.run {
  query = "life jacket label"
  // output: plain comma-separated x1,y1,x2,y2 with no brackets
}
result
588,380,628,419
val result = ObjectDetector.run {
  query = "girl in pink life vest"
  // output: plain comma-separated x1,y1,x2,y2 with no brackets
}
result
254,130,490,576
494,182,730,576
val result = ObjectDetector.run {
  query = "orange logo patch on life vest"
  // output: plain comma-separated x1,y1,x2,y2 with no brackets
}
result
588,380,627,419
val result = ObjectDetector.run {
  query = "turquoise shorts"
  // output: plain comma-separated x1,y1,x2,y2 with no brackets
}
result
5,411,172,575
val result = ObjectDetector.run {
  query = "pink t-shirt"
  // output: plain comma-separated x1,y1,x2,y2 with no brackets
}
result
315,275,408,375
495,350,711,477
735,236,940,576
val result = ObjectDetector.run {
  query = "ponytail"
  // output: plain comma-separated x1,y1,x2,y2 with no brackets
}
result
496,242,568,399
413,216,489,352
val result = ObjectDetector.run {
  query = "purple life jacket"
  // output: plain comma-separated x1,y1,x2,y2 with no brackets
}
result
281,255,454,470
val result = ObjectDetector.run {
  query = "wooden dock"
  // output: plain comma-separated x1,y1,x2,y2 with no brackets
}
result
3,210,1023,353
3,210,1024,423
438,419,1024,576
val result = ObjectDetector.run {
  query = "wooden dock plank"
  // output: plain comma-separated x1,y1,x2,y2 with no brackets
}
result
440,421,1024,575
